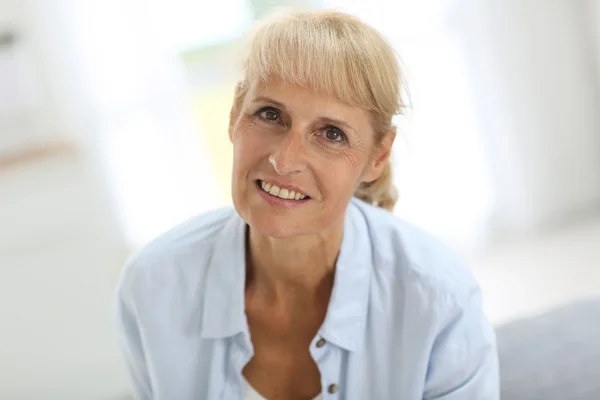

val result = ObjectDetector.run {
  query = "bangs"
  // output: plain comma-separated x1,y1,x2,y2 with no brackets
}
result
240,9,405,121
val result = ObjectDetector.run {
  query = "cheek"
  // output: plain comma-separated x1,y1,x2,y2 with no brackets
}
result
316,151,367,200
231,122,268,171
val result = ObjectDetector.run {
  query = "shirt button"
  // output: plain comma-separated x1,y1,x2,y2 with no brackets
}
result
328,383,339,394
316,338,326,348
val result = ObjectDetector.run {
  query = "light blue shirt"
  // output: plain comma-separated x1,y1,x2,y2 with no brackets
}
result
115,198,499,399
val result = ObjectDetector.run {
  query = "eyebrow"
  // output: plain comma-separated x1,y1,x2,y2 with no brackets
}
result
252,96,286,110
251,96,357,133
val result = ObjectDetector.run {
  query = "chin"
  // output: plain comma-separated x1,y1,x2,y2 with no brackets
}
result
232,186,343,238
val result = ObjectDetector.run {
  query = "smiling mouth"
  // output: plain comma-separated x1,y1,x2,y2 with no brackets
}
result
256,180,310,200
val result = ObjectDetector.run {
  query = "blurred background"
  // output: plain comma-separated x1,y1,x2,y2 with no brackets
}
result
0,0,599,398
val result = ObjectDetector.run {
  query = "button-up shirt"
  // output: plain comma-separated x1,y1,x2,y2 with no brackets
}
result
115,198,499,399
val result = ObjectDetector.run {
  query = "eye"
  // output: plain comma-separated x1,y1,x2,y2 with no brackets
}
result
322,126,347,144
256,107,280,122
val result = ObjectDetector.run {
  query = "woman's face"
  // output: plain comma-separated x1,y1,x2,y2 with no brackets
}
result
230,77,392,238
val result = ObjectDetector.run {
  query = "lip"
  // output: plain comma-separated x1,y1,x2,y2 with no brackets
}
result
257,178,310,198
255,181,311,208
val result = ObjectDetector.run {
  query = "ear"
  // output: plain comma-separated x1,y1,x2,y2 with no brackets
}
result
228,82,247,142
362,129,396,183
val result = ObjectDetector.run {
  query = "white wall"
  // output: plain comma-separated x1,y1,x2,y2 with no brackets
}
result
0,0,155,398
455,0,600,235
589,0,600,81
0,155,131,400
17,0,222,247
0,0,61,154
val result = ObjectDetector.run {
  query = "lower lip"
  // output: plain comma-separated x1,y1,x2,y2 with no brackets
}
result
256,183,310,208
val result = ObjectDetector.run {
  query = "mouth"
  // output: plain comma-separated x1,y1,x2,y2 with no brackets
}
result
256,180,310,201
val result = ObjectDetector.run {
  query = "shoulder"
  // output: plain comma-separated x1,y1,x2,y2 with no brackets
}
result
116,207,236,297
131,206,235,263
351,199,478,302
352,200,495,367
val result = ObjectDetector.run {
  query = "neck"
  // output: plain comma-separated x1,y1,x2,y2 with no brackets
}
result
246,219,344,304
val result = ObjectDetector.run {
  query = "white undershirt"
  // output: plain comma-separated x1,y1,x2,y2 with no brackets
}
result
245,380,323,400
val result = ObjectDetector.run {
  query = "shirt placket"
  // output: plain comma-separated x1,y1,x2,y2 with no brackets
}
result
311,334,344,399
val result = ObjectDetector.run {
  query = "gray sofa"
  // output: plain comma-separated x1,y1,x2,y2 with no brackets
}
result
497,298,600,399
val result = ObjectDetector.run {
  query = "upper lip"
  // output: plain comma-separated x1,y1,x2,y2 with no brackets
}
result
258,178,310,197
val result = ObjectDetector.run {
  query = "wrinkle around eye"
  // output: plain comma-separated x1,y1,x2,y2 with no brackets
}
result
341,147,365,170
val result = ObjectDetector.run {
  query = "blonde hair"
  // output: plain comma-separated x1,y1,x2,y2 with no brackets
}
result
231,8,408,210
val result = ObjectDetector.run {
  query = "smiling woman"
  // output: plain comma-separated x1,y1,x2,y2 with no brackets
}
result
115,8,499,400
231,9,405,213
230,77,392,239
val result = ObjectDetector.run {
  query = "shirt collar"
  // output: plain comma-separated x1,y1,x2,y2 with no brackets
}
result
318,199,373,351
200,212,248,338
201,199,373,352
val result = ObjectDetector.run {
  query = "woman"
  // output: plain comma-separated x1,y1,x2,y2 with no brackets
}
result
115,9,499,400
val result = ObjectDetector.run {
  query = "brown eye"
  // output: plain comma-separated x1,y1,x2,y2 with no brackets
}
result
257,107,280,122
323,127,346,143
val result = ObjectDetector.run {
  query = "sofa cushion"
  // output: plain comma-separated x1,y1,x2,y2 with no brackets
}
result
497,298,600,400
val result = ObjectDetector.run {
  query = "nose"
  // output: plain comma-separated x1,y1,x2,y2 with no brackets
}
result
269,130,307,175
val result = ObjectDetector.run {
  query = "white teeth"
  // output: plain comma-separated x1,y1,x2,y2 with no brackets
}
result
268,185,280,196
278,188,289,199
260,180,307,200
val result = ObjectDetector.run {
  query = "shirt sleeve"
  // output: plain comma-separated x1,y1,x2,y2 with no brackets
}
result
114,262,154,400
423,287,500,400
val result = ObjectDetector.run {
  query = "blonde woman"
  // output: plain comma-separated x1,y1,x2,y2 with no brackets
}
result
115,9,499,400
